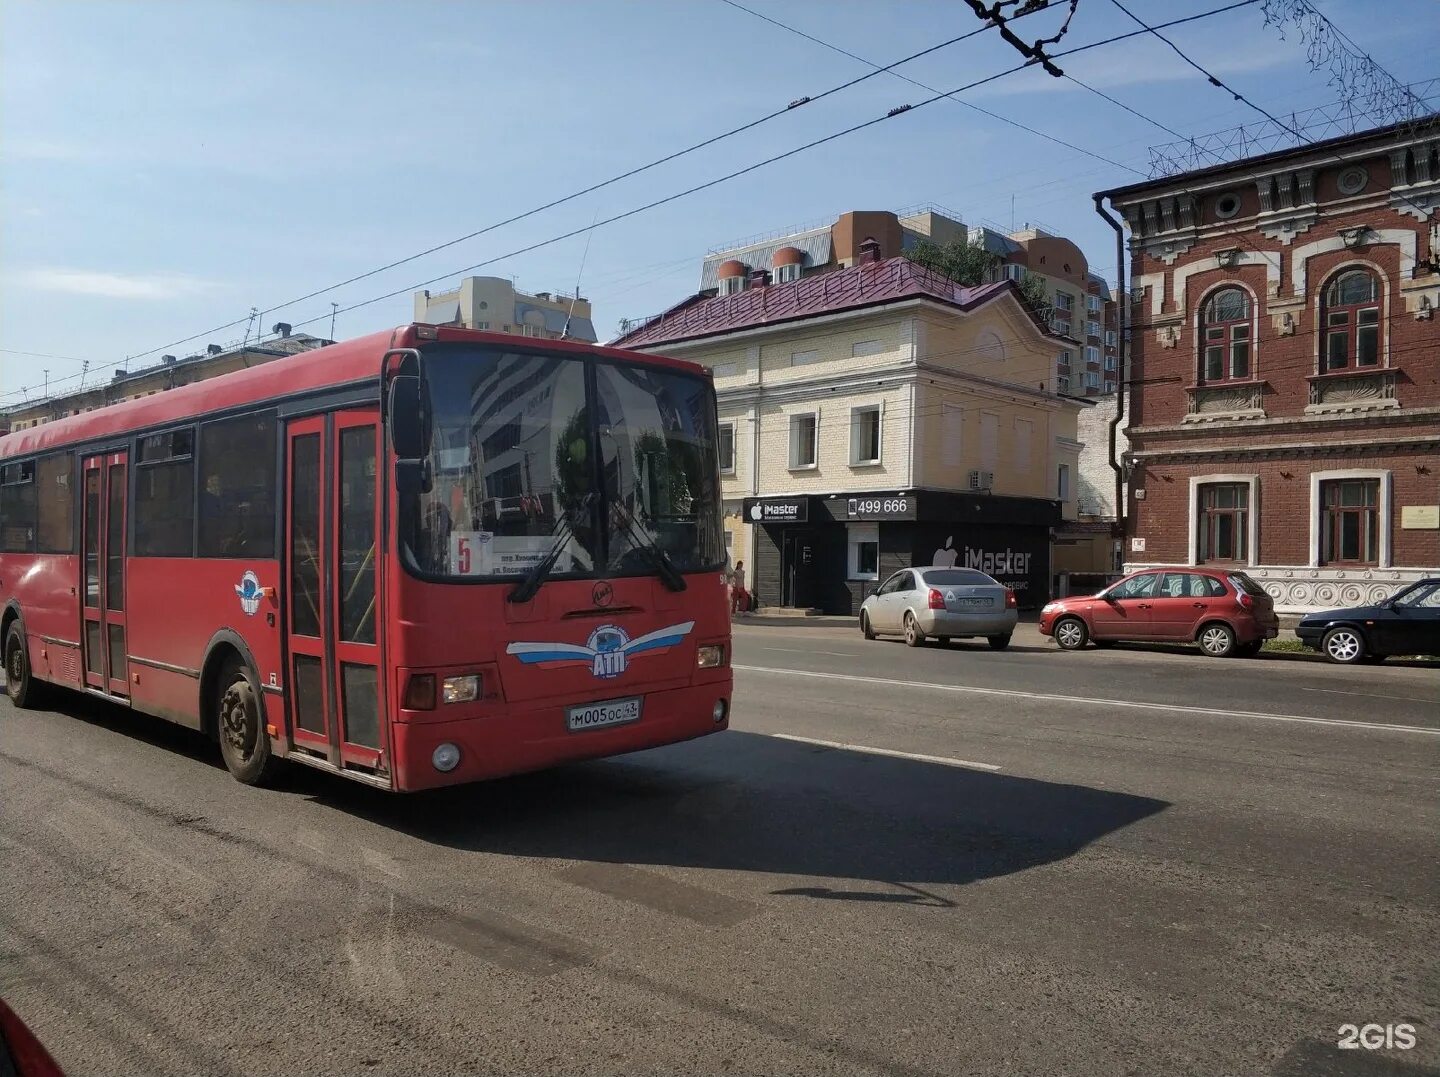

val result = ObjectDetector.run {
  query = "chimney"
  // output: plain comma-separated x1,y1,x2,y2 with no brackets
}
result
113,369,128,380
161,355,177,364
271,322,292,337
206,343,222,356
858,237,882,264
747,268,769,288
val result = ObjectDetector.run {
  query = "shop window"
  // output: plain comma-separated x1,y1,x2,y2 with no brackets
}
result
850,407,881,466
198,411,277,558
1323,269,1381,370
134,427,195,556
789,413,817,470
847,523,879,581
1201,287,1252,382
1320,478,1379,564
1197,482,1249,563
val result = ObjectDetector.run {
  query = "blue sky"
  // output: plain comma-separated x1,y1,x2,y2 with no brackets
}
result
2,0,1434,403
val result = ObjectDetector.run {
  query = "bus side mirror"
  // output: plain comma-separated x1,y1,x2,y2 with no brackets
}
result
388,375,427,460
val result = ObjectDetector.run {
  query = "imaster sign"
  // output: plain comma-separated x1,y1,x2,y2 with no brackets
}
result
745,498,808,524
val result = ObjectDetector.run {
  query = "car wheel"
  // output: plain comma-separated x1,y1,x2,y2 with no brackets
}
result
5,622,46,709
1321,626,1366,665
1053,617,1088,650
1198,623,1237,658
860,611,876,641
216,660,280,786
987,634,1012,651
903,612,925,647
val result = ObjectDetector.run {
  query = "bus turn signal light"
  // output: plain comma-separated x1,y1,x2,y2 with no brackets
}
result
404,673,437,710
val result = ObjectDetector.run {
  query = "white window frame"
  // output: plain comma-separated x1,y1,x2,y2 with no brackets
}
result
1187,474,1260,567
791,348,820,367
1106,330,1118,347
1003,264,1025,282
1086,320,1101,338
1057,463,1071,501
1084,345,1101,364
1084,371,1100,389
1086,294,1103,313
788,412,818,470
1052,316,1072,336
1054,292,1075,312
1308,468,1392,568
774,262,801,284
1104,379,1116,393
717,422,736,475
1104,355,1117,371
717,276,744,296
849,405,882,467
847,523,880,581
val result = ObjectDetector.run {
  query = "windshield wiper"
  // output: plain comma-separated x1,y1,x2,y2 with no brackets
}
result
609,498,687,592
508,495,592,604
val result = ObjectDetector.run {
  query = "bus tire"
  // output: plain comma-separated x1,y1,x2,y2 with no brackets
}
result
4,621,46,709
215,659,279,786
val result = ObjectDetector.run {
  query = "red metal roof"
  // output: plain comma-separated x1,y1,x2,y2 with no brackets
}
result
612,256,1062,349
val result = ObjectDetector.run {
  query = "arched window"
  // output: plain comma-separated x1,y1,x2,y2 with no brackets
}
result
1201,287,1251,382
1323,269,1380,370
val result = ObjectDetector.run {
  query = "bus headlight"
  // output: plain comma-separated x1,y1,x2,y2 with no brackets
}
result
442,674,481,704
696,645,726,669
432,742,461,772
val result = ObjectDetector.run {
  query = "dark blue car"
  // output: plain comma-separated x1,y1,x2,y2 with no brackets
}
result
1295,578,1440,664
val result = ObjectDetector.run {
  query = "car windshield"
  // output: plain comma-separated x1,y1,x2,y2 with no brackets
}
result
1229,572,1268,597
1393,580,1440,608
402,343,724,580
922,569,996,586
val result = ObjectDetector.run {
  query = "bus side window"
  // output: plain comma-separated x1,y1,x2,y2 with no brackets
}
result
198,411,277,558
0,460,37,553
134,428,196,557
36,453,75,553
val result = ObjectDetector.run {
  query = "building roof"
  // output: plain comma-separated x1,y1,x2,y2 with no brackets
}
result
1095,115,1440,201
612,255,1064,349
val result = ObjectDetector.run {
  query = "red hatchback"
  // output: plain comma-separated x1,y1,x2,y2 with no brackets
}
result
1039,568,1279,657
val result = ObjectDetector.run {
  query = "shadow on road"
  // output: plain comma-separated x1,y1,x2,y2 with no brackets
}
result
310,730,1169,902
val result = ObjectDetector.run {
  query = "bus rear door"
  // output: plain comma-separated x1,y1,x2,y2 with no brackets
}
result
284,410,386,777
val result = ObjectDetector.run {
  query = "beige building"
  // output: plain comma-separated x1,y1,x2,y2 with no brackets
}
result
414,275,596,342
614,224,1087,614
2,326,332,432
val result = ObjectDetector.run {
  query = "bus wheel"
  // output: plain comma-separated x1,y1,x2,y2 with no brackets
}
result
216,661,278,786
5,622,46,709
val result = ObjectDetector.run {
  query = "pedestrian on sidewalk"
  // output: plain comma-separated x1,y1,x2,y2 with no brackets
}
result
730,560,751,615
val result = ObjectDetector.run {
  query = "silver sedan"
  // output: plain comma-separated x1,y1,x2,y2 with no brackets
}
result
859,567,1019,649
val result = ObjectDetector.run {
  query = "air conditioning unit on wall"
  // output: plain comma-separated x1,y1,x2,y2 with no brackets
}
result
968,469,994,490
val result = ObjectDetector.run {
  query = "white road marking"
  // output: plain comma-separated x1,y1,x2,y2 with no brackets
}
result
1293,684,1437,705
734,665,1440,737
764,646,862,658
767,733,1001,771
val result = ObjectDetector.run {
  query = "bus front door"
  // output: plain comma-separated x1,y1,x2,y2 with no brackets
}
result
80,451,128,696
285,410,385,776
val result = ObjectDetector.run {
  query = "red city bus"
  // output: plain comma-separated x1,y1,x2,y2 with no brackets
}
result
0,324,731,791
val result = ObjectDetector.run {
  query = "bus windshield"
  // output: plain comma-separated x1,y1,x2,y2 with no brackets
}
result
403,343,724,582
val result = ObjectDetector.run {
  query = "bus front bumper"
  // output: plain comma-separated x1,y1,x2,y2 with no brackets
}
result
392,680,732,791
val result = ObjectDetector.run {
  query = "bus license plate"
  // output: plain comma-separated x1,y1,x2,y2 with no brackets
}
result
567,696,642,732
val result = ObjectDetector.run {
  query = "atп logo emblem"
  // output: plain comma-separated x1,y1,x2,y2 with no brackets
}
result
234,571,263,616
506,621,695,680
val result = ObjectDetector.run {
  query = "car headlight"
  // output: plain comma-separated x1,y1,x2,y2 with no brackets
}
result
697,645,726,669
442,674,481,704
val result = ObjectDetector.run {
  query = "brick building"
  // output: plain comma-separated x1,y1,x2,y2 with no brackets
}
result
1099,119,1440,612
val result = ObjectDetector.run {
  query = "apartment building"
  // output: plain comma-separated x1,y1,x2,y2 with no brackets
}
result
1099,118,1439,612
414,275,597,342
613,226,1087,614
968,225,1124,396
2,327,332,432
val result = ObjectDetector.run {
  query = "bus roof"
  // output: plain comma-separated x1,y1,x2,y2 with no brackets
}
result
0,325,705,461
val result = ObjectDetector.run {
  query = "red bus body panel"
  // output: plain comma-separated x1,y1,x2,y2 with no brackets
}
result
0,325,730,792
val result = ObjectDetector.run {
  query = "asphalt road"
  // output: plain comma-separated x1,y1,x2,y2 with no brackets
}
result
2,623,1437,1076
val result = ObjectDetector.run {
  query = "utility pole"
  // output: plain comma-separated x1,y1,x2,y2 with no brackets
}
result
80,360,90,391
43,369,49,398
330,302,339,341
